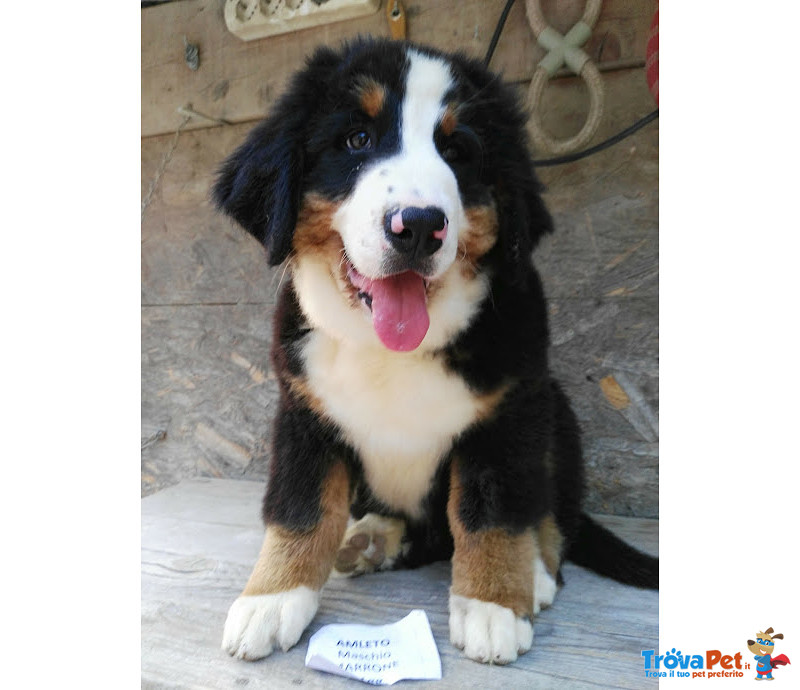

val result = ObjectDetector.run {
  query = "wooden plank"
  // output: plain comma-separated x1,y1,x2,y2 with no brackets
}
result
141,304,279,497
141,122,278,306
141,0,657,137
142,478,658,689
531,67,658,516
549,296,658,517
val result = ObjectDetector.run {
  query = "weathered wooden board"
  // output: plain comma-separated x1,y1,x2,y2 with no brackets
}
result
142,121,280,497
142,303,280,496
142,0,657,137
142,478,658,689
531,67,658,515
141,122,280,306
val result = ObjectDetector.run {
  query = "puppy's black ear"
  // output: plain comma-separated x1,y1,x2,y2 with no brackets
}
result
212,46,338,265
458,55,554,284
493,99,554,284
494,142,554,284
213,116,303,266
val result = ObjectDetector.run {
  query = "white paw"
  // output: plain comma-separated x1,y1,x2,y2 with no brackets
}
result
533,557,558,615
221,586,319,661
449,593,533,665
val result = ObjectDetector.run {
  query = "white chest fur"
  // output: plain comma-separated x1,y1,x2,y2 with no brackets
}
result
302,332,484,517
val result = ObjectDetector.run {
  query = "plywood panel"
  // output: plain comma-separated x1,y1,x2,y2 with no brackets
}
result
142,0,657,137
141,303,280,496
533,68,658,516
142,122,280,306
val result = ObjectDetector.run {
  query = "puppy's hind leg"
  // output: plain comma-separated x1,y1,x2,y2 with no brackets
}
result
331,513,408,577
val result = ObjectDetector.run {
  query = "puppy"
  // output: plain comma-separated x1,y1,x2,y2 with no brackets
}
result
213,37,658,666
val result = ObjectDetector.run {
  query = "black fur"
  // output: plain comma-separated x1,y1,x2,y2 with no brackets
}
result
567,515,659,588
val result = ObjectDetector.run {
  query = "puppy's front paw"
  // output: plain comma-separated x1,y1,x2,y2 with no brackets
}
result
222,586,319,661
449,593,533,665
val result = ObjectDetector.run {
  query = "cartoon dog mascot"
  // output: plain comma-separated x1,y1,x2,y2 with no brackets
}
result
747,628,790,681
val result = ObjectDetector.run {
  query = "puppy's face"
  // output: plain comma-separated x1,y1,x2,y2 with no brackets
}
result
214,40,552,352
311,52,466,282
293,48,494,352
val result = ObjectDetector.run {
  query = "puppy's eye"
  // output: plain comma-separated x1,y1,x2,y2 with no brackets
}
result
346,130,372,151
436,126,479,167
439,143,461,163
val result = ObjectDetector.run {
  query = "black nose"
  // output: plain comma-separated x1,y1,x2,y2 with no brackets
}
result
384,206,448,260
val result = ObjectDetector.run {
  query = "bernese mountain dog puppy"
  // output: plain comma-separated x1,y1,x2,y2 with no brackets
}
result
213,37,657,666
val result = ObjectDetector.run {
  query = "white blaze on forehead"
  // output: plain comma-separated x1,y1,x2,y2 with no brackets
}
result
402,50,453,152
331,47,463,281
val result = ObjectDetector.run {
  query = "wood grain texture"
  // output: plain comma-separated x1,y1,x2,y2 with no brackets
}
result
142,478,658,689
532,67,658,516
141,122,280,306
141,0,657,137
142,303,281,497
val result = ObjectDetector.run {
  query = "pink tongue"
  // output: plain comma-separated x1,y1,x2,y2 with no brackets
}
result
369,272,430,352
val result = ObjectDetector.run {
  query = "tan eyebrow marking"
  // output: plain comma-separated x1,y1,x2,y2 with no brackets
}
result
439,103,458,136
356,78,386,118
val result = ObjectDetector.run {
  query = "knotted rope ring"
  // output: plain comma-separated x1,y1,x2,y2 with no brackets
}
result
525,0,605,155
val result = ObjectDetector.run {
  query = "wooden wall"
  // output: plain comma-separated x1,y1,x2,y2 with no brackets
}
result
141,0,659,517
142,0,656,137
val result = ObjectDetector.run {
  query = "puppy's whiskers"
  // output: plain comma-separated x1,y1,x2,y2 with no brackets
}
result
272,256,293,297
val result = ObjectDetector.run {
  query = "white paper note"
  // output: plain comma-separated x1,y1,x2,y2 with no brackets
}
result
305,609,442,685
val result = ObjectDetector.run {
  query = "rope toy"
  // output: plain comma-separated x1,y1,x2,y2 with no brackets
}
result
524,0,605,155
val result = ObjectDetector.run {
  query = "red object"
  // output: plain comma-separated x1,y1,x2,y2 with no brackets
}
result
771,654,791,668
645,5,659,105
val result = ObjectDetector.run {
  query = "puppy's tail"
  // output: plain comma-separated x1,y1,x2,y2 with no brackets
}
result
566,513,659,589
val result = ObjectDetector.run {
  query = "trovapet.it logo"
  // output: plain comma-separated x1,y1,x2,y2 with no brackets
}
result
642,627,792,681
641,648,746,679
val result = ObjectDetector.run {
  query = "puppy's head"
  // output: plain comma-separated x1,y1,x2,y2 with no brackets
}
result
214,39,552,352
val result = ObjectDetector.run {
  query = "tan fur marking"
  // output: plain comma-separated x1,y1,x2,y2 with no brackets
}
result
474,383,511,423
357,79,386,118
458,205,499,277
292,194,345,259
291,193,360,306
285,374,327,417
242,461,351,595
440,105,458,136
448,462,534,618
536,514,564,578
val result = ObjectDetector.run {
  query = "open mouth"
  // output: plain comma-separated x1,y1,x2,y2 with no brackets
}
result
345,261,431,352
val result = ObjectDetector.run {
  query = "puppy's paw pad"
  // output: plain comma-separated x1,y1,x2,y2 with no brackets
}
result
533,557,558,615
332,514,406,577
449,593,533,665
221,586,319,661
